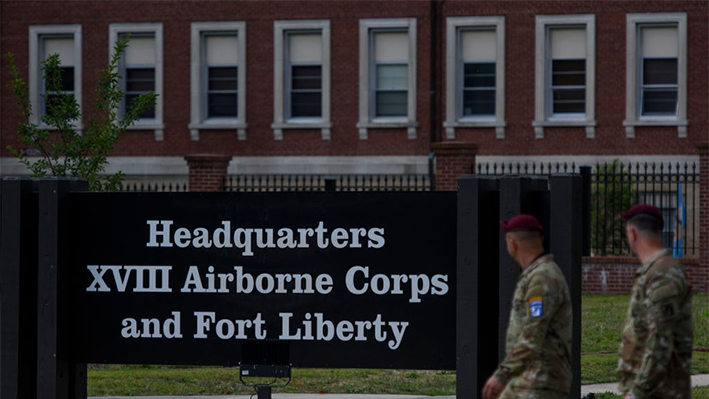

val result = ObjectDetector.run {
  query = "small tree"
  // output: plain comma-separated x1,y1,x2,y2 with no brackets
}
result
591,160,637,256
6,36,157,191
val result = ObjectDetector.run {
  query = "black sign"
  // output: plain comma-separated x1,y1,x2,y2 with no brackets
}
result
71,192,456,369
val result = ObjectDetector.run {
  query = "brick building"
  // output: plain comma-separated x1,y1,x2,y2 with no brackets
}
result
0,1,707,290
1,0,706,179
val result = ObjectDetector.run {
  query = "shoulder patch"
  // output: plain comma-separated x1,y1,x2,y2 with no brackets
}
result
648,283,678,303
529,297,543,317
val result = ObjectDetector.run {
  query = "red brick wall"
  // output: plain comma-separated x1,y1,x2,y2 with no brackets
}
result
185,154,230,192
582,257,707,294
699,143,708,278
431,142,477,191
0,1,432,158
1,1,705,161
442,0,708,156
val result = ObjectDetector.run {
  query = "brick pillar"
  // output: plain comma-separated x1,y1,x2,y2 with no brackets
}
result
697,142,708,292
431,142,477,191
185,155,231,192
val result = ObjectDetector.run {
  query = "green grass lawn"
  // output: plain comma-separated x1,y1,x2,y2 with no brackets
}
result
591,386,709,399
87,294,708,396
581,294,708,384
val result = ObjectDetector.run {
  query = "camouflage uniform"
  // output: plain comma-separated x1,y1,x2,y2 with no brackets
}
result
617,249,693,399
493,254,573,398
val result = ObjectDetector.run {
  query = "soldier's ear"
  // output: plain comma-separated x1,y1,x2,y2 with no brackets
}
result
626,224,637,243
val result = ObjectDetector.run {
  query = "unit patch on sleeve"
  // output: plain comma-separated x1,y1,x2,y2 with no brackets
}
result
529,296,543,318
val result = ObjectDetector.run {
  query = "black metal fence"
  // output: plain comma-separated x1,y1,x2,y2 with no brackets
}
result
223,174,433,192
117,161,701,258
476,161,701,257
121,181,188,192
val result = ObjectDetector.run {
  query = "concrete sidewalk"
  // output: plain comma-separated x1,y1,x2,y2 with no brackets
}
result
580,373,709,396
91,374,709,399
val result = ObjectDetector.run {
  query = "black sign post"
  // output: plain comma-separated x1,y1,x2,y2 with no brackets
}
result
497,176,548,361
1,178,38,399
456,176,500,399
37,178,88,399
550,174,584,399
457,174,583,399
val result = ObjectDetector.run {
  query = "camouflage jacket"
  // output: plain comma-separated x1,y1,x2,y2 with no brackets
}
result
493,254,573,393
617,249,693,399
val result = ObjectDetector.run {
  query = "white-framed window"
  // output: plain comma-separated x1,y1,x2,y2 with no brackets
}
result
533,15,595,139
272,20,331,141
29,25,82,130
189,22,246,141
624,13,687,138
109,23,164,141
358,18,417,140
444,16,505,140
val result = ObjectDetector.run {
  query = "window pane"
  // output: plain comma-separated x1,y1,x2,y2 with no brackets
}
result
376,91,407,117
461,30,496,61
376,64,408,90
552,60,585,86
126,93,155,119
209,67,238,91
643,58,678,85
292,66,322,90
463,89,495,116
464,63,495,88
552,88,585,113
642,89,677,115
208,93,238,118
126,68,155,92
60,67,74,92
124,35,155,65
44,66,75,92
126,68,155,80
291,91,322,117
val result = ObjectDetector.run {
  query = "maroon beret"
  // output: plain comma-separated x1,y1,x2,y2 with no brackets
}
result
500,214,543,232
621,204,664,224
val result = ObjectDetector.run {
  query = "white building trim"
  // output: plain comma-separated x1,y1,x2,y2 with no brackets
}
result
29,24,83,132
624,13,688,138
272,19,331,141
444,16,506,139
357,18,418,140
189,21,247,141
534,14,596,139
109,22,164,141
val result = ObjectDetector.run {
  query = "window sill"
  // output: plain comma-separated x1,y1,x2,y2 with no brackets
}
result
356,120,419,140
444,120,506,140
189,122,248,141
532,119,597,139
623,119,688,139
126,122,166,141
271,121,332,141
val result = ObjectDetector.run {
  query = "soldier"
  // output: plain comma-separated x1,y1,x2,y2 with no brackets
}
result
617,204,693,399
482,214,573,399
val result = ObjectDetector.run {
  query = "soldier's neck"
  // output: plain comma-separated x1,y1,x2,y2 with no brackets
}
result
636,245,666,264
519,250,545,270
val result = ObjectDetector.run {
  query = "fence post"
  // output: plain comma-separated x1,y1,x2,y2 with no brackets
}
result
430,142,477,191
550,174,583,399
184,155,232,192
457,175,500,399
1,178,38,399
37,178,89,399
580,166,592,256
324,177,336,192
697,143,708,293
